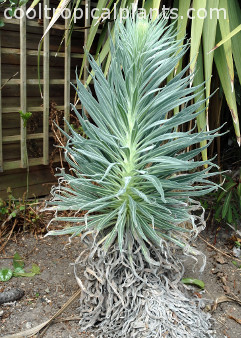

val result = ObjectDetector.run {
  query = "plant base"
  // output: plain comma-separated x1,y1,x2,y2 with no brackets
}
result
74,237,214,338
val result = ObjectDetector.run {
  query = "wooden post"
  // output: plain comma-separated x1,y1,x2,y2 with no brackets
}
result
43,0,50,165
0,31,2,172
64,3,71,134
84,0,91,82
20,5,27,168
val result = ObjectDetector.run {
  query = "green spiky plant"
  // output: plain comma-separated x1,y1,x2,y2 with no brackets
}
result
47,17,221,337
48,18,221,258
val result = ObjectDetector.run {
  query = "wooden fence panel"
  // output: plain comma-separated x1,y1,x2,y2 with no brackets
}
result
0,1,97,198
43,0,50,165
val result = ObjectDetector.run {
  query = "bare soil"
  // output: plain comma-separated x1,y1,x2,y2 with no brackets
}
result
0,227,241,338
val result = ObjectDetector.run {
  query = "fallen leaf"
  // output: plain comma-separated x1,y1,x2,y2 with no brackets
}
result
181,278,205,289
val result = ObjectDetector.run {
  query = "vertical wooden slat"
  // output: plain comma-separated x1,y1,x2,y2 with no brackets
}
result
20,5,27,168
43,0,50,165
64,4,71,134
84,0,91,82
0,31,2,172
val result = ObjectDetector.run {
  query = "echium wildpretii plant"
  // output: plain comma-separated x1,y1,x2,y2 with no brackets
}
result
47,17,221,264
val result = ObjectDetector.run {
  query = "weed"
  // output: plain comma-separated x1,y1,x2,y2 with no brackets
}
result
214,171,241,226
0,252,40,282
0,188,46,252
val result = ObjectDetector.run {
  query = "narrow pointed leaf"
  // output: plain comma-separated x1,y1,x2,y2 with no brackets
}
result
214,25,240,145
152,0,161,20
218,0,234,92
39,0,71,41
79,0,109,80
174,0,191,74
193,44,207,162
222,191,232,219
190,0,207,74
227,0,241,84
28,0,41,9
211,24,241,52
203,0,219,110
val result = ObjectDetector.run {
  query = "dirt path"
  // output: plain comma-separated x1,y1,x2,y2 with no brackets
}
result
0,229,241,337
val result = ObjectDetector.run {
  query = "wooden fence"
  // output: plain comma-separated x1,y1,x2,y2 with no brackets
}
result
0,0,95,198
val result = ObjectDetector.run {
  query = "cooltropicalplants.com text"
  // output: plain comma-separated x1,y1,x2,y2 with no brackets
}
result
4,3,227,23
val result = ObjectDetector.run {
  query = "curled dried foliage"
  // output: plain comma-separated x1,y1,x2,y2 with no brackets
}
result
74,234,213,338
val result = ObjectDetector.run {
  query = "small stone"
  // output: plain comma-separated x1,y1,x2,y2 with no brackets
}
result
214,254,226,264
233,247,241,258
222,285,231,294
26,322,32,329
205,304,211,312
44,297,51,303
221,276,227,286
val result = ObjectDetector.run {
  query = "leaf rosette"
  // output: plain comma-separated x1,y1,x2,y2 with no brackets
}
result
47,18,222,264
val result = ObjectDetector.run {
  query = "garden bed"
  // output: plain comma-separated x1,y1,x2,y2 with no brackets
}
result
0,228,241,338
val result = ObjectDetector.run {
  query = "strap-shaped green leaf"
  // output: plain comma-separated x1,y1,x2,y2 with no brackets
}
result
227,0,241,84
190,0,207,75
222,191,232,219
214,24,240,146
203,0,219,116
218,0,235,92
